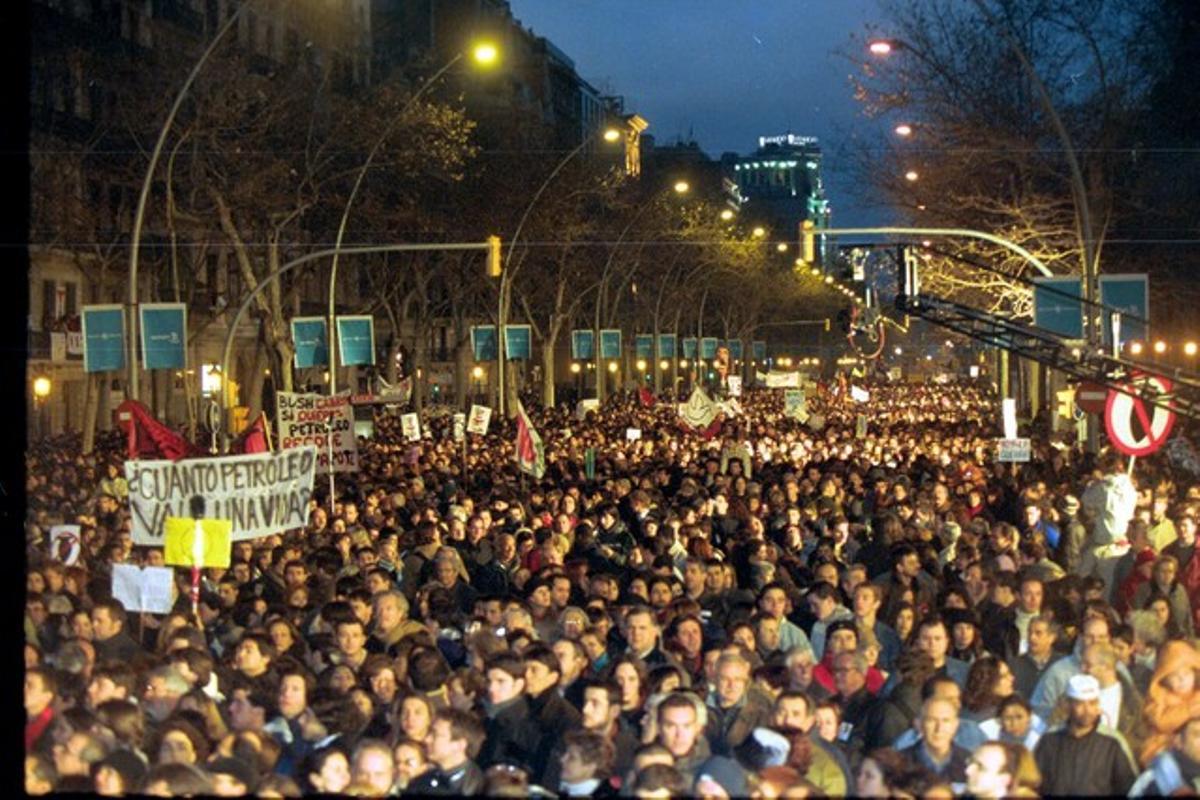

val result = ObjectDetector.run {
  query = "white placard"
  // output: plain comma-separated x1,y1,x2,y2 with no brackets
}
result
452,413,466,442
851,386,870,403
401,413,421,442
1002,398,1018,440
576,398,600,420
125,448,317,545
626,428,642,441
997,438,1031,462
765,371,801,388
467,404,492,435
111,564,177,614
727,376,743,397
275,392,359,474
49,524,82,565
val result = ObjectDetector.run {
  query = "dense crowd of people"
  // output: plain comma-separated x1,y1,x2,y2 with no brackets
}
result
22,377,1200,797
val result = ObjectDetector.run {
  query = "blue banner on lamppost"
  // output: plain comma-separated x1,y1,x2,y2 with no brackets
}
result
635,335,653,360
729,340,744,360
752,341,767,361
1099,274,1148,346
292,317,329,369
82,305,126,373
336,315,376,366
139,303,187,370
571,330,594,360
504,325,532,360
682,337,697,358
1032,277,1084,339
599,329,622,359
700,337,718,360
471,326,497,361
657,334,676,359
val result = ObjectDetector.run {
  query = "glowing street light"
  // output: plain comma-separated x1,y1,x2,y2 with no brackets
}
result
472,365,484,379
868,39,894,55
608,361,619,373
894,124,913,137
776,242,788,253
33,376,51,399
659,359,670,370
720,209,735,221
472,42,499,66
752,226,766,239
603,128,621,142
1154,340,1167,354
636,359,647,372
1185,342,1197,357
673,180,690,194
570,362,581,374
904,170,919,182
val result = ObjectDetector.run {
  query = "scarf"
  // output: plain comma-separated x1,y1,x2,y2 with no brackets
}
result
25,706,53,751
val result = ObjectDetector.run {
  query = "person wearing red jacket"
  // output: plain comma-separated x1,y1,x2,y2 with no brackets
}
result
812,620,886,696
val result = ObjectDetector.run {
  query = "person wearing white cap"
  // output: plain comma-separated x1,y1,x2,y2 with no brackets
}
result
1033,673,1137,796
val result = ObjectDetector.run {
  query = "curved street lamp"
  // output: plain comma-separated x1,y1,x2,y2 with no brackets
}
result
328,40,499,396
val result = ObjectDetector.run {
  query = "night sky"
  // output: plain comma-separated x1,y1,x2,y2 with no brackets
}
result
508,0,889,227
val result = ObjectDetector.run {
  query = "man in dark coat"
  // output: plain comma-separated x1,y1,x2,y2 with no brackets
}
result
1034,674,1138,797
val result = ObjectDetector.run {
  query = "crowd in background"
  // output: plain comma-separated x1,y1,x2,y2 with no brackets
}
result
22,379,1200,797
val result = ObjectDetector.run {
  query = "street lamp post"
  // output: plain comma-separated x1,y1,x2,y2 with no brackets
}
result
328,41,497,397
127,4,252,401
32,376,52,438
495,124,625,417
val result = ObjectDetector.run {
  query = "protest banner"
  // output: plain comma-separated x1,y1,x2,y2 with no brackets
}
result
727,376,743,397
111,564,177,614
851,386,870,403
576,399,599,420
626,428,642,441
401,413,422,442
125,447,317,545
765,371,800,388
997,438,1032,462
467,404,492,435
275,392,359,474
452,413,466,442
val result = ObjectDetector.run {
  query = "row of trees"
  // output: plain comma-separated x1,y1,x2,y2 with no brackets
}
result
843,0,1200,323
31,12,837,446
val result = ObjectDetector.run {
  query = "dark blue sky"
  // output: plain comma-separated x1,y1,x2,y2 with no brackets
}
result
508,0,889,227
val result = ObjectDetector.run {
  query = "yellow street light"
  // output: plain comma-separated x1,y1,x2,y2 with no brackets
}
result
776,242,788,253
720,209,734,221
810,267,821,277
824,275,834,284
570,362,581,374
868,39,894,55
472,42,499,66
608,361,619,373
1154,340,1167,354
679,360,688,369
33,376,51,399
659,359,670,370
673,180,690,194
472,365,484,379
812,358,820,365
603,128,621,142
752,226,766,239
1129,341,1144,356
1185,341,1198,357
636,359,647,372
904,170,919,182
894,123,913,137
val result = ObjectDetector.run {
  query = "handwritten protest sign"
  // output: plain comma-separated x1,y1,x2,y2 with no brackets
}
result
401,413,421,442
125,447,317,545
275,392,359,473
997,438,1032,462
467,405,492,435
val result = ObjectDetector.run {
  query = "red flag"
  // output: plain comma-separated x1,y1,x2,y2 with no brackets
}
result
232,411,271,454
639,386,656,408
116,400,203,461
514,400,546,479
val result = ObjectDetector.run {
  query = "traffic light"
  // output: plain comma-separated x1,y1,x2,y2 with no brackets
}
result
800,220,815,265
486,235,502,277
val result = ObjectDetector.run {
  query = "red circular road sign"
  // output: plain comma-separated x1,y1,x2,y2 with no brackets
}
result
1104,375,1176,457
1075,381,1108,415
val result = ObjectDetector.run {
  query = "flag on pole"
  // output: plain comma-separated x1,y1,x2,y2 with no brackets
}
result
514,399,546,479
116,399,203,461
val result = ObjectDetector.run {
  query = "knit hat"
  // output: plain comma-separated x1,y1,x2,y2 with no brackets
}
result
1066,673,1101,701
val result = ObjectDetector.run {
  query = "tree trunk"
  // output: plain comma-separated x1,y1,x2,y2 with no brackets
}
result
542,330,557,409
81,373,100,455
246,337,268,418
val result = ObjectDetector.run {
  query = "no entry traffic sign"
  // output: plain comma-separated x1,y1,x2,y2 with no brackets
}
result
1104,375,1176,457
1075,381,1108,415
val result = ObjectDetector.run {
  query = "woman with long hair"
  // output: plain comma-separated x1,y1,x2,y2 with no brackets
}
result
962,655,1016,722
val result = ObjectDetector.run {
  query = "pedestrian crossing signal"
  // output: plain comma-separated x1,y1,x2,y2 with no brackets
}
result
487,235,502,277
